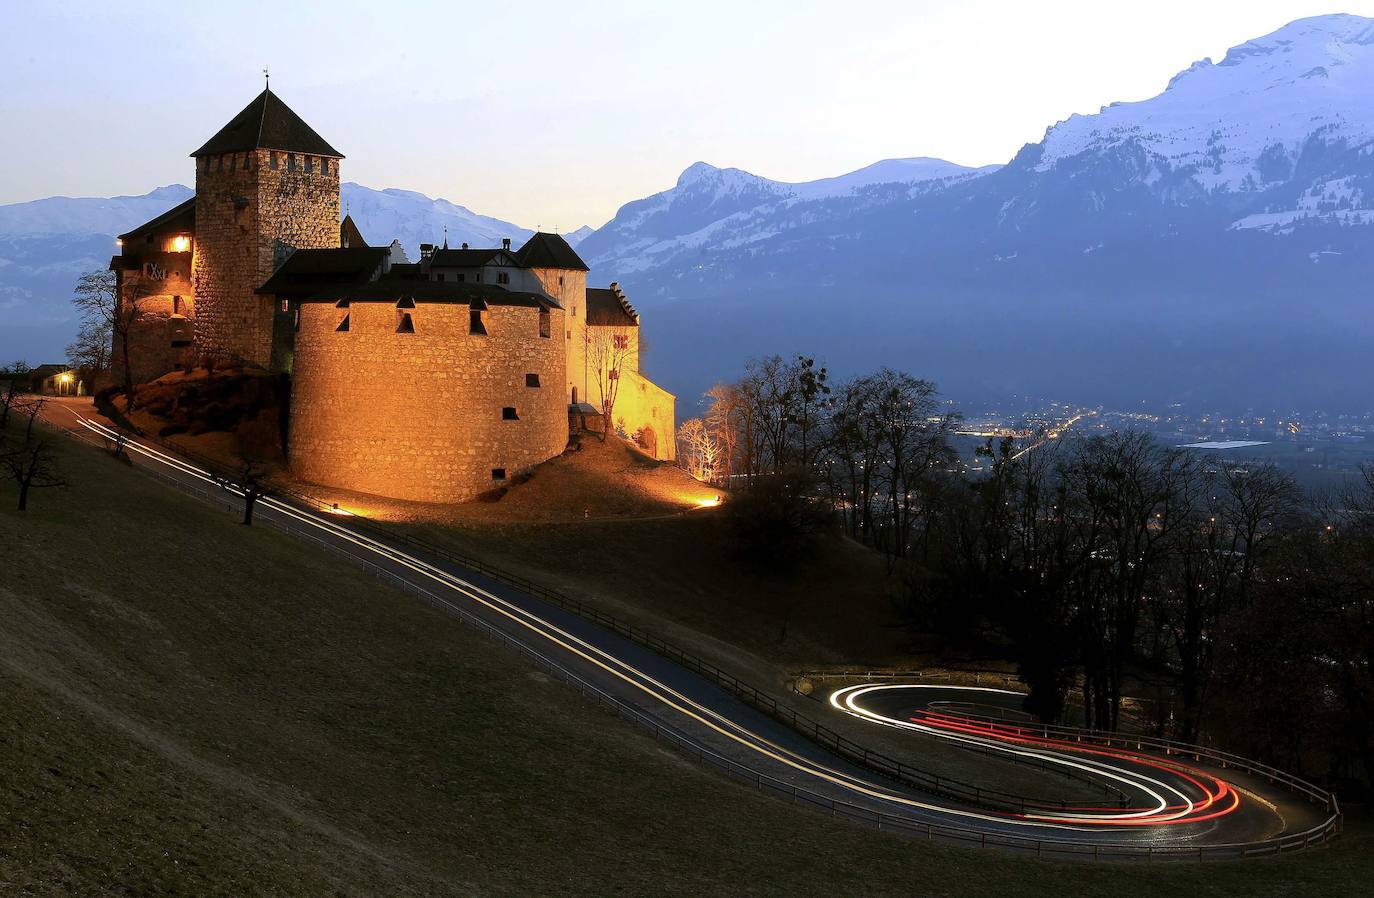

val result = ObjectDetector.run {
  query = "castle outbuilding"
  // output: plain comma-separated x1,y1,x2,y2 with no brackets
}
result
112,88,675,503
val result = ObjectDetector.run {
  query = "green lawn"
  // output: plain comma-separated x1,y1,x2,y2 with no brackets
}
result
1,429,1369,896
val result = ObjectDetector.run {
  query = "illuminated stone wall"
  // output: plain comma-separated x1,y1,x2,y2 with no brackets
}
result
527,267,587,404
193,149,339,368
113,243,196,384
610,368,676,461
288,299,568,503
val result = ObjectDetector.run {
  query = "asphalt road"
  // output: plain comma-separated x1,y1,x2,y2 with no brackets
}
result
40,399,1336,859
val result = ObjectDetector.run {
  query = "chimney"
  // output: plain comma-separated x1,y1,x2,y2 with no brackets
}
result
502,237,511,251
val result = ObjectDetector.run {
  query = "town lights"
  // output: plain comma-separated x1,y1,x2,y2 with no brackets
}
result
170,235,191,252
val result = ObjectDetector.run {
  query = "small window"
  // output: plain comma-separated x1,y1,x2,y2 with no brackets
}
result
475,273,482,283
526,373,540,388
336,313,350,332
320,158,328,175
502,407,519,420
270,152,278,170
456,273,466,283
469,309,487,335
559,275,565,286
436,273,445,282
539,308,551,338
396,312,415,333
173,295,182,314
492,468,507,481
305,156,314,173
280,298,289,313
288,153,297,171
497,271,510,285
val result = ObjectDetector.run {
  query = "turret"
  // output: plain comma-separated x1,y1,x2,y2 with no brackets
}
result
190,88,343,367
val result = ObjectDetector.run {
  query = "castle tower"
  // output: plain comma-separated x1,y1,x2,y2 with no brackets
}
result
190,89,343,367
515,233,590,404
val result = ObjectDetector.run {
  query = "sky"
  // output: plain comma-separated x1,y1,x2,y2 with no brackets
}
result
2,1,1370,228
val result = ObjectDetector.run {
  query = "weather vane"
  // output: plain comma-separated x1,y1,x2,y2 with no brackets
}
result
263,66,270,90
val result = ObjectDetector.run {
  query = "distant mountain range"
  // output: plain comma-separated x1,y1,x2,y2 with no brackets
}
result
4,13,1372,413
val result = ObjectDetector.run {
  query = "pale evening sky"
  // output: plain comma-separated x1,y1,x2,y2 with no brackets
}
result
0,0,1368,228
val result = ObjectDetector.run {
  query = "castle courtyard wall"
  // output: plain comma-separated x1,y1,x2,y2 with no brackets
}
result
288,300,567,503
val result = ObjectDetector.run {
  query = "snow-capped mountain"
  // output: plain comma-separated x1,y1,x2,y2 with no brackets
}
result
339,183,532,254
578,157,993,275
582,14,1374,412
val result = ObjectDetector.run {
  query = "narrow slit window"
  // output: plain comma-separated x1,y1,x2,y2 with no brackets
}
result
502,407,519,420
525,373,540,388
396,312,415,333
270,152,279,170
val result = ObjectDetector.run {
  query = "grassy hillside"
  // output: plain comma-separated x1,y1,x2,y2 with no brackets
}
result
1,428,1370,896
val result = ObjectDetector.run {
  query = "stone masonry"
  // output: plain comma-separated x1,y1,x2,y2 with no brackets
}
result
193,148,339,367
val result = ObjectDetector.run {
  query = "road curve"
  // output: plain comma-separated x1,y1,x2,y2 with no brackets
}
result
46,405,1339,859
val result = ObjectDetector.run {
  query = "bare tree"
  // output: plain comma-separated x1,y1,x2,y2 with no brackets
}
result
72,269,145,410
4,439,66,511
586,326,636,442
676,417,723,482
1,361,29,429
66,318,112,375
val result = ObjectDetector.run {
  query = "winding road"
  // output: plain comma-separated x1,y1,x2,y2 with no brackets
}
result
43,400,1340,860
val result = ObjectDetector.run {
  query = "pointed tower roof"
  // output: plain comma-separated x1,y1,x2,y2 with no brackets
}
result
340,214,368,248
191,89,343,158
515,232,589,271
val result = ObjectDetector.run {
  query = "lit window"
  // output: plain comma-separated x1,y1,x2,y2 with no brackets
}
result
502,407,519,420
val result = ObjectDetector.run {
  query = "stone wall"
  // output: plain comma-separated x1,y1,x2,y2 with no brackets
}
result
193,149,339,368
612,369,676,461
113,246,196,385
288,299,568,503
528,267,587,404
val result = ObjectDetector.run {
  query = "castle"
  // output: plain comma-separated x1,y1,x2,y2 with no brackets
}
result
111,89,675,503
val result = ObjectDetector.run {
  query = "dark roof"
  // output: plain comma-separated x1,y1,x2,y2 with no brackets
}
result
586,286,639,327
515,232,589,271
109,255,140,271
256,247,388,295
385,262,422,279
340,215,367,248
118,196,196,241
29,364,69,379
429,247,506,267
191,89,343,159
300,280,559,309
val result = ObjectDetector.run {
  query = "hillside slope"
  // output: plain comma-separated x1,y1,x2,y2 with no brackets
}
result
3,428,1373,895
